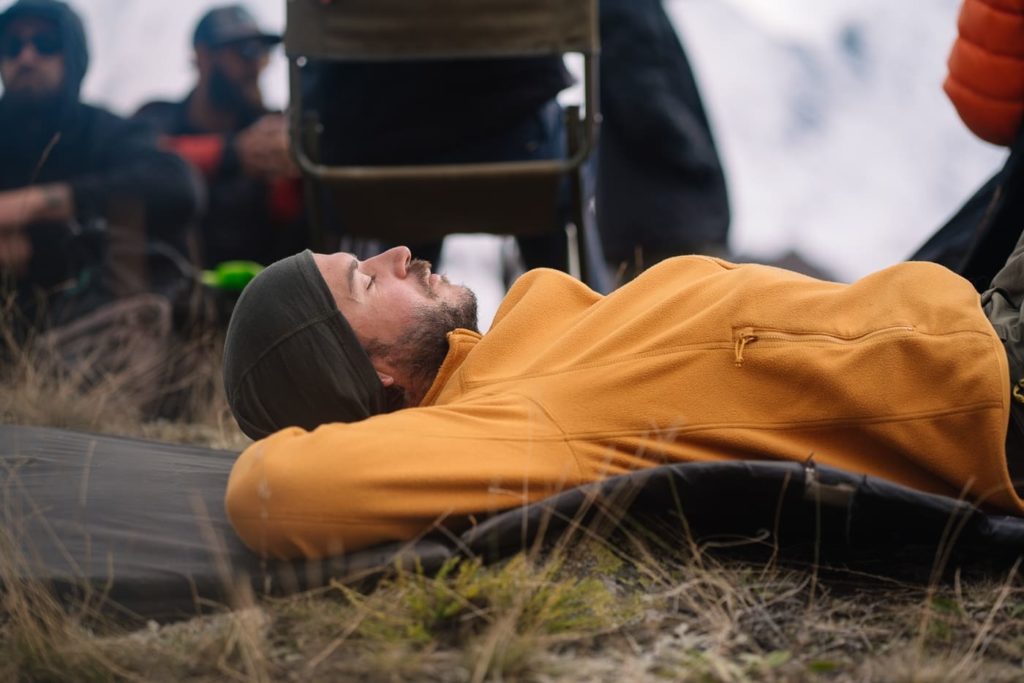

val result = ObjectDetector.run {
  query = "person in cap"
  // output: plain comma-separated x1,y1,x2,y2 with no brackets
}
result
0,0,199,331
134,4,305,270
223,239,1024,560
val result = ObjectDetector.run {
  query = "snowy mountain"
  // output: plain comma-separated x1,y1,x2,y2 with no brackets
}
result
17,0,1010,327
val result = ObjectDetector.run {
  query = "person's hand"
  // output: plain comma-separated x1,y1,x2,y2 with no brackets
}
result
0,185,73,233
0,185,71,275
0,232,31,275
234,114,299,179
0,187,35,233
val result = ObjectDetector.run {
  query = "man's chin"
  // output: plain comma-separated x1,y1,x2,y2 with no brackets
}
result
2,88,61,114
450,285,479,333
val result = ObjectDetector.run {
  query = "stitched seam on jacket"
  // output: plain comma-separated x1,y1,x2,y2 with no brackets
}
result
562,401,1005,440
460,342,737,388
230,402,1004,525
505,390,587,482
462,328,997,387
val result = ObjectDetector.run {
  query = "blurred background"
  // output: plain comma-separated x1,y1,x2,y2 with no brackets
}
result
53,0,1009,327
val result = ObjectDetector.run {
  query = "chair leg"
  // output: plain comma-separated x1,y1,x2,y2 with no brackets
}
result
299,109,332,253
568,167,585,282
564,105,585,282
565,106,609,293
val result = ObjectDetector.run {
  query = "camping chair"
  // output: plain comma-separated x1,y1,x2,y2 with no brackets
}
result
285,0,600,284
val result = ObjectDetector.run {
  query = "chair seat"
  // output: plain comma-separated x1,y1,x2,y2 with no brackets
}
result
324,172,563,242
286,0,601,283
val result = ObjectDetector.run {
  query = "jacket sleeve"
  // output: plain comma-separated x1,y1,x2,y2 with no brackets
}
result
69,115,202,238
944,0,1024,145
225,400,586,559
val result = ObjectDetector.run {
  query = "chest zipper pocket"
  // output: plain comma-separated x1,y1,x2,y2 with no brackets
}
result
732,325,915,367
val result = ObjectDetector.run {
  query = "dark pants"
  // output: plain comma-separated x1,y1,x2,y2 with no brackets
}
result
982,236,1024,488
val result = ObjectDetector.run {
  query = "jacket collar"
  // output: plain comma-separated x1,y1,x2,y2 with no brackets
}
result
420,328,482,406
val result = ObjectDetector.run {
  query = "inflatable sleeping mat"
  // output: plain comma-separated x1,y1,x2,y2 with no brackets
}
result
3,424,1024,621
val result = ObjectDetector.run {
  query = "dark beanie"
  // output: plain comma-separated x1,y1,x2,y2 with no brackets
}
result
223,250,386,440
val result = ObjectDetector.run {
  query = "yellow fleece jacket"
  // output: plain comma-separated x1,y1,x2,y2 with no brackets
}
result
226,257,1020,559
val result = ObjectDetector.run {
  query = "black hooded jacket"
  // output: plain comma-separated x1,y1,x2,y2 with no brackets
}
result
0,0,200,295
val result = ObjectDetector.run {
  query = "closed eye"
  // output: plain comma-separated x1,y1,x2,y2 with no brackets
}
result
366,274,376,290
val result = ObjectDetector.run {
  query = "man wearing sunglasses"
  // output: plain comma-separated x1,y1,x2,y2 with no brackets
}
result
0,0,200,331
134,5,307,273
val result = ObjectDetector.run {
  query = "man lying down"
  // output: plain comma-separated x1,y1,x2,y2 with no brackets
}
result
222,242,1024,560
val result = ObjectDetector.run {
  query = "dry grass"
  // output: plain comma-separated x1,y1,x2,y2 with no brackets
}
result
6,530,1024,682
0,294,249,450
2,307,1024,681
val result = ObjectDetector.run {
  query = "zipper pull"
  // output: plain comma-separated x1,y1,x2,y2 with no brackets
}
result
734,328,757,366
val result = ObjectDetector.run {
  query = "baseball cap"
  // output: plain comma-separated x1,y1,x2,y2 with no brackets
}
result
193,5,281,49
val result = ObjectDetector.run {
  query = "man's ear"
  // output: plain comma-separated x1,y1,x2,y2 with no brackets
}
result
376,370,395,388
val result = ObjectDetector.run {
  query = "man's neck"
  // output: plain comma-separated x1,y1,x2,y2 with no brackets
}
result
186,85,241,134
381,365,440,411
404,379,431,410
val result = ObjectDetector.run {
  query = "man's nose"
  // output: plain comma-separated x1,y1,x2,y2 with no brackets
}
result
369,246,411,277
13,43,39,64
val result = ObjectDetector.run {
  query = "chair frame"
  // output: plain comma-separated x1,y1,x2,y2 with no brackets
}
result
285,0,600,281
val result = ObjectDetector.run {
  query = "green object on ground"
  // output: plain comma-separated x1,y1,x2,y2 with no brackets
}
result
202,261,265,292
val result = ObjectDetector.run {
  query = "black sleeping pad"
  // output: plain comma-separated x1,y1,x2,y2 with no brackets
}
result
3,425,1024,620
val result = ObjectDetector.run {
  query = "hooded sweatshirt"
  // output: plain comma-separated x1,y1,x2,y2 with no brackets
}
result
0,0,199,292
226,256,1019,559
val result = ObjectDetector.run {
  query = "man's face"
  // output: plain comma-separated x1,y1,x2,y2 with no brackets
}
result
204,39,269,113
0,16,64,104
313,246,478,406
314,246,478,347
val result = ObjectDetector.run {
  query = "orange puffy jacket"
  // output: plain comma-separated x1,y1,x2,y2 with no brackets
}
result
944,0,1024,145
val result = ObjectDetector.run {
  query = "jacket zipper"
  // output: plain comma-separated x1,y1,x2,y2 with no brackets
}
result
733,325,914,367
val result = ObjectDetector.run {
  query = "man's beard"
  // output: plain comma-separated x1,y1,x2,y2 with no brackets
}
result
369,286,479,410
403,292,479,379
0,85,62,121
209,65,264,123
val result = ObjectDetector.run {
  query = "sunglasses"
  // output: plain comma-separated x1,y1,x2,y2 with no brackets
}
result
0,32,62,60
